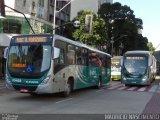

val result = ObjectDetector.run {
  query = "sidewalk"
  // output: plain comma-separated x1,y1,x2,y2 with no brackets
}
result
143,92,160,113
142,79,160,113
0,77,5,83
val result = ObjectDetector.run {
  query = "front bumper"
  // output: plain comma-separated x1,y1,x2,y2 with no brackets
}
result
121,78,150,85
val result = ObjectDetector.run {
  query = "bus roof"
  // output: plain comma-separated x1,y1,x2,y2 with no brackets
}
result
124,50,151,56
53,34,111,57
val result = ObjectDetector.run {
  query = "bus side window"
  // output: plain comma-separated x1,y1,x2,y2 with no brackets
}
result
89,54,102,67
67,45,75,65
59,49,65,64
106,56,111,68
81,48,88,66
100,56,107,67
75,47,82,65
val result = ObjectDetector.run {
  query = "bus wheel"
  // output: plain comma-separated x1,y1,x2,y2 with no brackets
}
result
62,81,72,97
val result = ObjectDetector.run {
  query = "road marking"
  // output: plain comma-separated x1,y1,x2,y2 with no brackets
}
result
0,87,6,89
137,87,147,92
55,98,73,104
103,81,159,93
108,84,122,90
0,83,6,88
117,86,126,90
107,82,122,89
127,87,138,91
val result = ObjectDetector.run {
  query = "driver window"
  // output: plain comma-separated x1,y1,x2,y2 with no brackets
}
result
54,48,65,74
54,48,65,65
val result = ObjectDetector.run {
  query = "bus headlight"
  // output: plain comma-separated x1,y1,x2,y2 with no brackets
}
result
142,75,147,81
42,76,51,84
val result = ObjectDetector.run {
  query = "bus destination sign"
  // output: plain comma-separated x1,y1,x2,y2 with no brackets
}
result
15,37,47,43
126,56,145,60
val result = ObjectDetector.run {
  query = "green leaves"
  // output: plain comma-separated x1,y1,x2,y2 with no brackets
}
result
71,10,108,50
98,2,149,53
64,2,152,54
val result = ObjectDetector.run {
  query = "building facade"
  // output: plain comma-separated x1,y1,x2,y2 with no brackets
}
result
1,0,71,35
48,0,70,26
70,0,113,20
14,0,48,20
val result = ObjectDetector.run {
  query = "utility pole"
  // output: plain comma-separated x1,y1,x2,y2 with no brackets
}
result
0,0,5,17
53,0,74,34
53,0,57,34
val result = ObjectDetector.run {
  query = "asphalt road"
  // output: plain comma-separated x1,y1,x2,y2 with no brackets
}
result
0,78,160,120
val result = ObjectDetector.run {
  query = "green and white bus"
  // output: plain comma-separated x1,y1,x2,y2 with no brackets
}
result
5,34,111,96
121,51,156,86
111,56,122,80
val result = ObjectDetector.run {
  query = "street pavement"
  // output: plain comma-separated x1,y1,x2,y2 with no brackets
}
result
0,76,160,120
102,81,158,93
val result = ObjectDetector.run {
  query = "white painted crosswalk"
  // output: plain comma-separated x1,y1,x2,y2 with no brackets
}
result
0,82,6,89
102,81,159,93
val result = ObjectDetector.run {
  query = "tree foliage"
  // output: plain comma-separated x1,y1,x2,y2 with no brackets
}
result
64,10,108,51
63,2,150,55
98,2,148,54
147,42,155,52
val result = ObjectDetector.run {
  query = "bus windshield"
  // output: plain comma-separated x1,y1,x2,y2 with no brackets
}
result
123,56,148,76
7,44,52,78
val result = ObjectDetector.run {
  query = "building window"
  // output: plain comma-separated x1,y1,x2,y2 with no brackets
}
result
49,14,53,22
37,0,44,18
31,1,36,16
50,0,54,6
23,0,26,7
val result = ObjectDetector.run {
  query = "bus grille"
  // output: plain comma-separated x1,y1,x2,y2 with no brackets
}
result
13,85,37,92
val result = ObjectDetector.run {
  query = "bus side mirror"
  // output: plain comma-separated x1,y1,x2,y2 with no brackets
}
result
3,47,8,59
53,47,60,59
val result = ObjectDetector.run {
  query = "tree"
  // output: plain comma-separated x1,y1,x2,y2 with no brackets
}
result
98,2,148,54
66,10,108,51
147,42,155,52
